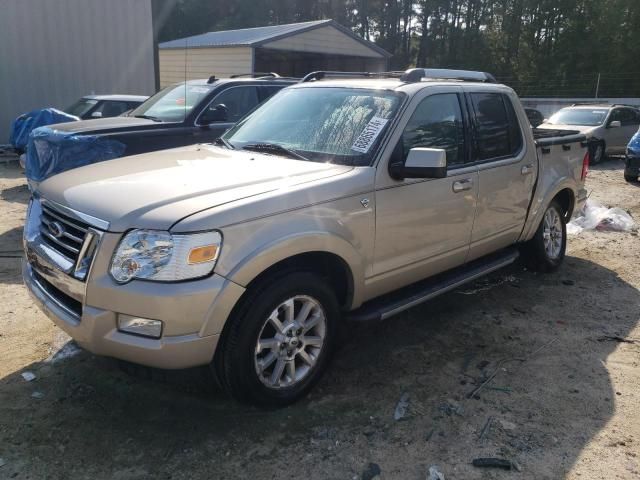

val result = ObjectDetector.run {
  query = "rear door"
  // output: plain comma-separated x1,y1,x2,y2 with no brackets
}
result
465,90,537,261
372,87,478,291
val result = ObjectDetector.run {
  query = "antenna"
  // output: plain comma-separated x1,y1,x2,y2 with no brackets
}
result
184,38,188,121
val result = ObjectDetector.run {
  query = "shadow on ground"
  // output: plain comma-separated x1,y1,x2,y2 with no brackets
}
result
0,256,638,479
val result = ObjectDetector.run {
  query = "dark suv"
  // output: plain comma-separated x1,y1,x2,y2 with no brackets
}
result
45,74,297,158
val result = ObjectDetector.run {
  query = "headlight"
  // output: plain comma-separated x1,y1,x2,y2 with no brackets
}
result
110,229,221,283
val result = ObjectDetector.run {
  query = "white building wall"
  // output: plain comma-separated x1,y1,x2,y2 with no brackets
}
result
0,0,156,142
159,47,253,87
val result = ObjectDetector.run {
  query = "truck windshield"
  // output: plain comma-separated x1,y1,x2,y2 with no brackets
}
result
129,83,214,122
223,87,404,166
547,108,608,126
65,98,98,117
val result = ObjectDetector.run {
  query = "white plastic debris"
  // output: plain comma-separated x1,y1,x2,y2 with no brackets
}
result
394,392,410,421
31,391,45,399
21,371,36,382
567,199,635,234
428,465,445,480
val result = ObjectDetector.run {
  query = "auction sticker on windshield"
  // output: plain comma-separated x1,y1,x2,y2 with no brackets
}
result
351,116,389,153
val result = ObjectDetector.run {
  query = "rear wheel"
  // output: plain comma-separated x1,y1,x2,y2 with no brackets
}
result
214,271,339,407
522,200,567,272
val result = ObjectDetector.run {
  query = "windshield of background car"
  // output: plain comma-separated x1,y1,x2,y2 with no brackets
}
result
223,87,404,166
129,83,214,122
65,98,98,117
547,108,608,126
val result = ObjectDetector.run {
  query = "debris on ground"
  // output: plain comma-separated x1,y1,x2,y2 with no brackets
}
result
0,457,5,468
478,416,494,440
31,391,44,399
361,462,381,480
46,334,82,363
394,392,410,421
438,400,463,416
456,275,518,295
21,371,36,382
427,464,445,480
472,457,516,470
567,199,635,234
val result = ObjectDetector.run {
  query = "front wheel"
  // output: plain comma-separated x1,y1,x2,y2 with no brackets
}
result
522,201,567,272
214,271,339,407
624,173,638,183
591,141,606,164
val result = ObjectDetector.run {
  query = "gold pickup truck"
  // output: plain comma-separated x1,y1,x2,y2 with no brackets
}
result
23,68,589,406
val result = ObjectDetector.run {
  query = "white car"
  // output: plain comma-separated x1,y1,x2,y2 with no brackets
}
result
538,104,640,163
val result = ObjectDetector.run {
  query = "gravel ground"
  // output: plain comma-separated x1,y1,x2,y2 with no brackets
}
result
0,158,639,480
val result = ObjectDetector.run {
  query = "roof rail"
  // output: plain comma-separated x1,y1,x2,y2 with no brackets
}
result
230,72,281,78
300,71,399,82
570,102,610,107
400,68,497,83
300,68,497,84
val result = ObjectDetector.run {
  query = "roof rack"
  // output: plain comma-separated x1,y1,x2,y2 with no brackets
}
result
230,72,281,78
300,68,497,84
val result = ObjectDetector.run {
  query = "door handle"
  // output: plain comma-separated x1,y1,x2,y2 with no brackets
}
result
521,164,535,175
452,179,473,193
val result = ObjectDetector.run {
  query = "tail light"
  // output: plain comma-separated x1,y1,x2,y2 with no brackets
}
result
581,150,590,180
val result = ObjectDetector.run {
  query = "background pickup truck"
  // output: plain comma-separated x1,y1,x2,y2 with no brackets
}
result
23,68,589,407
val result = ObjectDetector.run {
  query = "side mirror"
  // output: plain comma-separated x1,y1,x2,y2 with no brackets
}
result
200,103,228,124
389,148,448,180
608,120,622,129
91,111,103,118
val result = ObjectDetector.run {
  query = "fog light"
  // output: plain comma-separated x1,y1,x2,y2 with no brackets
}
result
118,314,163,338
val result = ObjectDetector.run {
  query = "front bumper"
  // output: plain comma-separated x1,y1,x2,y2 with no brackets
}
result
22,198,245,369
23,261,224,369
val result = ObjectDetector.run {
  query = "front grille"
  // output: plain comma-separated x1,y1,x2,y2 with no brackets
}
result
32,270,83,319
39,203,90,263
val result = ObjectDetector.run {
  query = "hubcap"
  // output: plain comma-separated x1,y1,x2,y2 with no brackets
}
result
254,295,326,389
542,207,563,260
594,145,603,163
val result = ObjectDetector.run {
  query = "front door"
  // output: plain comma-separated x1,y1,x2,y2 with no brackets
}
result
465,91,537,260
371,89,478,295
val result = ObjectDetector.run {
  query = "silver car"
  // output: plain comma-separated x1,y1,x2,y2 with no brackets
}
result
539,104,640,163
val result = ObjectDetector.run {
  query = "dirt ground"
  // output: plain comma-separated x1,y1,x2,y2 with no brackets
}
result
0,158,639,480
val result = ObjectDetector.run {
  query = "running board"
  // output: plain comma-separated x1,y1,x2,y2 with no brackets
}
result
347,248,519,322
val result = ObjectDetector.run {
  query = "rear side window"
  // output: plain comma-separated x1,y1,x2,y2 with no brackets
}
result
402,93,465,166
470,93,522,161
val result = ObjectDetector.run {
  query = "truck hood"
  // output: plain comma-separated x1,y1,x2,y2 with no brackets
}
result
38,145,353,232
537,123,597,136
49,116,162,134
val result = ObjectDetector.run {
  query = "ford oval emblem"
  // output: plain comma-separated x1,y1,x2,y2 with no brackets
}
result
48,221,65,238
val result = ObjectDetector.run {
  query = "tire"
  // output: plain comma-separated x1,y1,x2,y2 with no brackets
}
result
522,200,567,273
624,173,638,182
214,271,339,407
591,141,606,164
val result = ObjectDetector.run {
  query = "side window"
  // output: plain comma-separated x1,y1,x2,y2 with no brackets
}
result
202,86,259,123
470,92,521,160
402,93,465,166
618,108,638,126
93,101,130,118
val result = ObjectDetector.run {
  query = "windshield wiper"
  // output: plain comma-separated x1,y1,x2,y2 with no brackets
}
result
133,114,162,122
214,137,234,149
242,142,308,161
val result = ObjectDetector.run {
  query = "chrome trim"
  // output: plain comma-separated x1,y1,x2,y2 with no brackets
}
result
39,226,80,254
73,230,102,280
41,204,90,234
41,198,109,231
40,215,84,243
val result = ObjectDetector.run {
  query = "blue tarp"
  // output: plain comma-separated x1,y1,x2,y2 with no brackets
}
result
627,129,640,157
10,108,79,150
25,126,126,182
